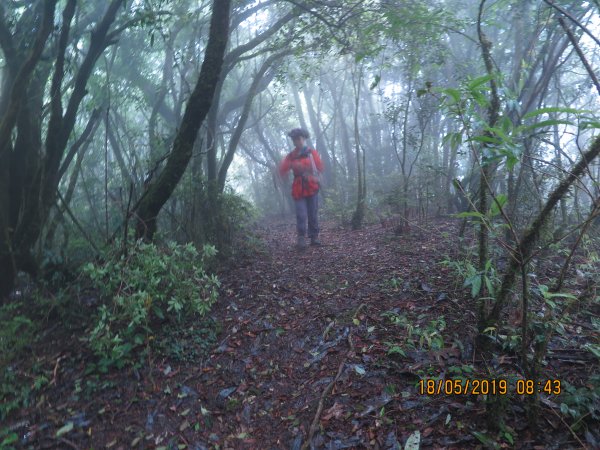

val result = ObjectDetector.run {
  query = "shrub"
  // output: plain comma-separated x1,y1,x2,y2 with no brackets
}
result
83,241,219,371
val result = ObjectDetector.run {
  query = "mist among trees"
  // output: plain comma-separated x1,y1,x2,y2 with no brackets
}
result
1,1,599,448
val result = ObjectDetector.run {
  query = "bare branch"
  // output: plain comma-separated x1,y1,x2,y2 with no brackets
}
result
557,16,600,97
543,0,600,48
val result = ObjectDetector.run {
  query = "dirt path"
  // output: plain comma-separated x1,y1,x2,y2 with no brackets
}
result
160,219,474,449
8,218,591,449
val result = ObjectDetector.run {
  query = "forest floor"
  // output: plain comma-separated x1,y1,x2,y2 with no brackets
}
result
3,218,599,449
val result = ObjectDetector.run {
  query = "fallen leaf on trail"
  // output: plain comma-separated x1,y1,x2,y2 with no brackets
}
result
55,421,73,437
218,387,237,399
404,430,421,450
322,402,345,420
360,393,392,417
420,283,433,293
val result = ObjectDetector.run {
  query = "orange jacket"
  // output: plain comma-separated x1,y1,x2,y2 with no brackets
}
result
279,147,324,199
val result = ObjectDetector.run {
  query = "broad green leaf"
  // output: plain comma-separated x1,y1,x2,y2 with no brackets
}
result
472,431,498,449
470,276,482,298
441,88,461,103
500,115,513,134
467,74,494,90
523,107,586,119
55,422,74,437
522,119,571,132
469,135,500,145
472,91,489,108
490,194,508,217
370,74,381,90
580,120,600,129
584,344,600,359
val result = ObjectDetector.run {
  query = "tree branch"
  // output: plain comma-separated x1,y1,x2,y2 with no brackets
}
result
48,0,77,154
42,0,124,186
0,0,56,159
557,16,600,97
543,0,600,48
0,3,17,66
218,49,292,191
58,108,102,179
487,135,600,327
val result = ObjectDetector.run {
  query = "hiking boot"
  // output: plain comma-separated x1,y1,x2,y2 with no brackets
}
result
310,237,322,246
296,235,307,249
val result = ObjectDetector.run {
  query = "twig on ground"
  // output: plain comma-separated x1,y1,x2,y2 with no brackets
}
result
353,303,367,319
322,320,335,340
546,404,587,449
302,357,347,450
50,355,66,386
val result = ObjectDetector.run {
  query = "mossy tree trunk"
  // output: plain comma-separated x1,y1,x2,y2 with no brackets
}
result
0,0,123,299
135,0,231,240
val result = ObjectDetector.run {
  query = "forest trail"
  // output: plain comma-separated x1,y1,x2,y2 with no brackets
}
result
10,219,589,449
171,218,474,449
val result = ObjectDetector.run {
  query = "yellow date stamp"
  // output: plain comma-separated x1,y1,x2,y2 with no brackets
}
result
418,378,561,396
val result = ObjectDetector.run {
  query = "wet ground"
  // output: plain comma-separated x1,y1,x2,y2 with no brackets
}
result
4,218,597,449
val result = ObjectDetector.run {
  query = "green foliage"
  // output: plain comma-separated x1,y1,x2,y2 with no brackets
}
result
0,362,49,422
0,427,18,449
83,241,219,371
435,75,596,174
441,258,498,299
0,304,36,368
322,195,354,226
560,375,600,428
157,322,219,363
382,311,446,352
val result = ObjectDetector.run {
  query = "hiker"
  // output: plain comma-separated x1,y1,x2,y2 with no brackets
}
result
279,128,324,249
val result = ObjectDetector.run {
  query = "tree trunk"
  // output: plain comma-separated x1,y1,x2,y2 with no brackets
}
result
351,67,366,229
483,135,600,330
135,0,231,240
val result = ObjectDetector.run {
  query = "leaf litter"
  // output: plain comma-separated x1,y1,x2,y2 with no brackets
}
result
4,217,598,449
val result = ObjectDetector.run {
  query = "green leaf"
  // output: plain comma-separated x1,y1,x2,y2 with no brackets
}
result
522,119,571,132
472,91,489,107
580,120,600,129
470,276,482,298
469,135,500,145
454,211,485,220
489,194,508,217
544,291,577,300
500,115,513,134
370,74,381,90
467,74,494,90
55,422,74,437
472,431,499,449
583,344,600,359
522,107,585,119
1,433,18,446
441,88,461,103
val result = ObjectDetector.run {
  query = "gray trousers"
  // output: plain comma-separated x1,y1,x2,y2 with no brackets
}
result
295,194,319,238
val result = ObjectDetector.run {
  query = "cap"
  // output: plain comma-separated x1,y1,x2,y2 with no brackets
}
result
287,128,310,139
